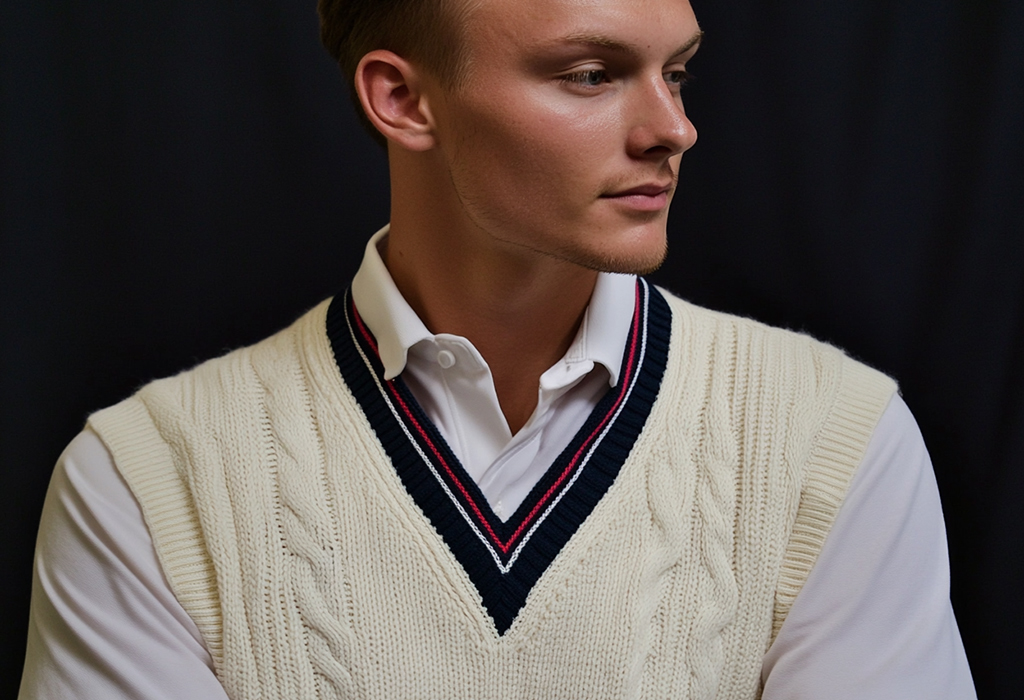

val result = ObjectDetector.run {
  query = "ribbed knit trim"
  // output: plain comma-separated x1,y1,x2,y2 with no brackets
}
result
771,357,897,641
325,278,671,634
88,399,224,667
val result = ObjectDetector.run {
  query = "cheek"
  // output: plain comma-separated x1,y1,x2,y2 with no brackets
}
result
447,92,626,229
452,119,563,211
526,97,625,169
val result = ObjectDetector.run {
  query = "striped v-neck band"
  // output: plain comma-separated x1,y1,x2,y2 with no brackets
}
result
326,278,671,634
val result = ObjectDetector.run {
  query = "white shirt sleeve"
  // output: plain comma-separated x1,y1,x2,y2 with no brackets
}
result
18,429,228,700
762,393,976,699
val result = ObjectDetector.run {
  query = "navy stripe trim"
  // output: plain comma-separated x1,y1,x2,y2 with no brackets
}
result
325,279,671,634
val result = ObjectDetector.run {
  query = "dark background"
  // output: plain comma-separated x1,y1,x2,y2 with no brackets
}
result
2,0,1021,697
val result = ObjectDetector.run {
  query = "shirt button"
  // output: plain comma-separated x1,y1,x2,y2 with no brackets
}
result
437,349,456,369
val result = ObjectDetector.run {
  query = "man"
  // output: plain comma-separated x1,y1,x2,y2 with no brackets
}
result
20,0,975,697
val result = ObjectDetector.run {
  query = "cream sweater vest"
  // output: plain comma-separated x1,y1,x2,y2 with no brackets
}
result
89,283,895,700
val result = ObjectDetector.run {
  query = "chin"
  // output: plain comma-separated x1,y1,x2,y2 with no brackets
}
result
560,234,669,276
586,247,668,276
584,221,669,275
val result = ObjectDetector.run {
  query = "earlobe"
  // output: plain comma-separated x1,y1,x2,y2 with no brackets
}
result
355,50,438,151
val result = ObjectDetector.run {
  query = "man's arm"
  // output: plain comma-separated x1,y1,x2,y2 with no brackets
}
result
19,429,228,700
763,394,976,699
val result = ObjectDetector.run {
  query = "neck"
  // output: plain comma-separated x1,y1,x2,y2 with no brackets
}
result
385,152,599,434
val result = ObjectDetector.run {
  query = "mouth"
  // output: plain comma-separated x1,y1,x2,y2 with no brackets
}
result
599,182,674,212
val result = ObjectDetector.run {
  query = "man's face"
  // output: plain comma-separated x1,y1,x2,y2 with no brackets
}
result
427,0,700,274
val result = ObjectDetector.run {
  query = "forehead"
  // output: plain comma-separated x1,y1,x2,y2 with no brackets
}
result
460,0,699,54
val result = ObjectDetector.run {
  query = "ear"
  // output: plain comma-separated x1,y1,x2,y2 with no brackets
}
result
355,50,438,151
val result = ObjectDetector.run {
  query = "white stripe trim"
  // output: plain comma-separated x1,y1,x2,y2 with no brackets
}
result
505,279,651,569
346,281,650,575
344,293,507,571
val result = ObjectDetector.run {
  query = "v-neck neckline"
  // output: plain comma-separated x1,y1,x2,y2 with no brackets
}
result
325,278,671,634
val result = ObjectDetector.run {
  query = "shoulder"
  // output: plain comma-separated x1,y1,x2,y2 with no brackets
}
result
86,297,338,490
655,285,897,405
105,298,334,418
658,285,854,357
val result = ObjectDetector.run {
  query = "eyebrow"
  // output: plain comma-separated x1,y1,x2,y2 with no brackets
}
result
554,29,704,60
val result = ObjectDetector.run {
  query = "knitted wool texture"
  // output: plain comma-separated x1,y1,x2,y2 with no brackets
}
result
89,290,895,700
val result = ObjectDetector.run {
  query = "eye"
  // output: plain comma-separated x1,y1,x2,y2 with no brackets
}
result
664,69,692,89
561,69,609,88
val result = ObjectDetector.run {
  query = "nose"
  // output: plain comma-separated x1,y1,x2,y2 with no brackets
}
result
626,77,697,159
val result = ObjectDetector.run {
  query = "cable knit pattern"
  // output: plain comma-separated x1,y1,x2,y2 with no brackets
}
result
89,288,895,700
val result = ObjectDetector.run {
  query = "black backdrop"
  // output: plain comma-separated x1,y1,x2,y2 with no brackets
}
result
2,0,1021,697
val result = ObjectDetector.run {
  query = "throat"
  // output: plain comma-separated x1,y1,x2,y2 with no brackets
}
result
480,311,589,436
494,378,541,436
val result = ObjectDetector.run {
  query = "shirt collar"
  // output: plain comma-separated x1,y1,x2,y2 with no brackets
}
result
550,269,635,388
351,225,433,380
349,224,636,386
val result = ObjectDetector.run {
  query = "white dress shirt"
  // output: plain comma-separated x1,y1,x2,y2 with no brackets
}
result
19,229,976,698
351,228,636,519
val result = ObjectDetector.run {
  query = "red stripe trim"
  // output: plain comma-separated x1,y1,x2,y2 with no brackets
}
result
504,281,642,548
385,382,507,548
352,304,380,355
350,282,642,556
350,301,507,550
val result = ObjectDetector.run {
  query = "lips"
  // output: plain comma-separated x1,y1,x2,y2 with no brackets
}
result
600,182,673,211
603,182,673,198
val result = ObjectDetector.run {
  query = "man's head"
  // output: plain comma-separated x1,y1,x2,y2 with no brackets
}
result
322,0,701,277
